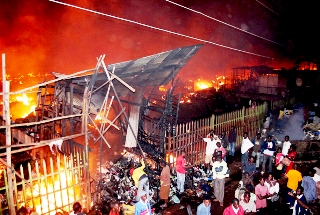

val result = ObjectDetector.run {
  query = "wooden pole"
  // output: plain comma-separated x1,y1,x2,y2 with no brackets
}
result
2,54,16,215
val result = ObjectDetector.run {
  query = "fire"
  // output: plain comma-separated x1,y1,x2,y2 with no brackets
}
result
194,79,212,91
10,93,37,119
20,168,79,214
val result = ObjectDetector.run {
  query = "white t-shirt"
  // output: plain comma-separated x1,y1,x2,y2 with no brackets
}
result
203,138,218,155
282,141,291,156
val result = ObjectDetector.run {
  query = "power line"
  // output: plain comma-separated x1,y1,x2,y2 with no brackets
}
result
166,0,285,47
256,0,282,18
49,0,275,59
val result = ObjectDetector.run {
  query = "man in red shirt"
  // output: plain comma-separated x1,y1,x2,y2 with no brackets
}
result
176,151,192,194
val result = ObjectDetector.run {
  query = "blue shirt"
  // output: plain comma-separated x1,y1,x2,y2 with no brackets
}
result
197,202,211,215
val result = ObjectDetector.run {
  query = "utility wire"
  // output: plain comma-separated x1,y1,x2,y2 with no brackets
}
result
49,0,274,59
256,0,282,18
166,0,285,47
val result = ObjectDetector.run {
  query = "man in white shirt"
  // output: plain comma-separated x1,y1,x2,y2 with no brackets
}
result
212,155,228,207
203,134,218,171
281,135,291,156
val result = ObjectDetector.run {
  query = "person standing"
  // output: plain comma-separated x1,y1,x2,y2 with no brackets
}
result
215,142,227,161
196,194,211,215
228,126,237,159
244,156,256,179
176,151,192,194
288,186,310,215
255,177,269,215
241,132,254,172
285,163,302,209
301,168,317,204
134,191,152,215
281,135,291,156
212,155,228,207
261,135,276,175
131,159,150,201
203,134,218,171
223,198,245,215
157,160,171,209
251,133,263,168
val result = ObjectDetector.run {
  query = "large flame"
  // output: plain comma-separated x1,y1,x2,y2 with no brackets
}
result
19,168,79,215
11,93,37,119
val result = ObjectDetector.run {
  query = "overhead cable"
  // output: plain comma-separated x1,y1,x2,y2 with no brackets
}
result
256,0,282,18
166,0,285,47
49,0,274,59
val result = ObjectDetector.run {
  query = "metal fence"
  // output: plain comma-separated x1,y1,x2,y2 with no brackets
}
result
166,103,266,165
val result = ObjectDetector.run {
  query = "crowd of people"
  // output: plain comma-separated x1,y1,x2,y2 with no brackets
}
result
15,127,319,215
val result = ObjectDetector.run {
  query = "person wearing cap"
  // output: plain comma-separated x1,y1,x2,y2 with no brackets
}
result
131,159,150,201
196,194,211,215
134,191,151,215
212,154,228,207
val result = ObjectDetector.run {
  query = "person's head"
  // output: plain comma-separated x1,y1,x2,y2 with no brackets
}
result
216,155,222,162
293,163,298,170
243,172,250,178
248,156,254,163
210,134,214,140
296,186,304,196
245,184,253,193
232,198,240,209
139,191,147,201
72,202,82,213
209,130,214,135
17,206,29,215
243,192,251,203
259,176,265,185
202,194,211,207
160,160,167,168
256,133,261,139
231,126,235,130
181,151,186,157
289,144,296,152
222,131,226,136
277,147,282,153
243,132,248,138
267,173,274,181
267,135,272,141
285,135,289,141
110,201,120,212
216,142,221,148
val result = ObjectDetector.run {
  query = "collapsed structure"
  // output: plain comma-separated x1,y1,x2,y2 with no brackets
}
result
0,44,203,214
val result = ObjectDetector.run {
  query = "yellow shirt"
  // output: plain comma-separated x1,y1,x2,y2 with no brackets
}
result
132,160,147,187
287,169,302,190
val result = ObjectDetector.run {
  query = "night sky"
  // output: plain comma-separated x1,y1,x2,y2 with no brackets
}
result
1,0,319,91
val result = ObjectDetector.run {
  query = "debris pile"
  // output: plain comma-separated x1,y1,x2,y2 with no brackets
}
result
93,150,216,214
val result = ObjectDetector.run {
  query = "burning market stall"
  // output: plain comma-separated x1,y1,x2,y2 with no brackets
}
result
0,44,203,214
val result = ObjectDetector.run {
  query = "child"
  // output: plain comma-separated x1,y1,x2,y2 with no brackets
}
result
275,147,284,179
